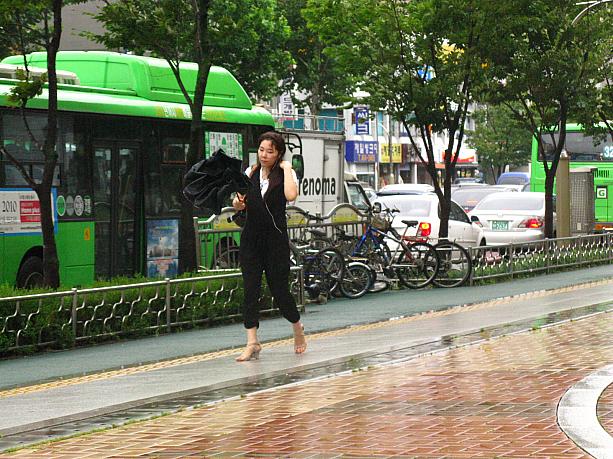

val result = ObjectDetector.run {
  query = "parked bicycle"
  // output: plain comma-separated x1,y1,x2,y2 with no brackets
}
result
288,209,373,299
350,207,440,289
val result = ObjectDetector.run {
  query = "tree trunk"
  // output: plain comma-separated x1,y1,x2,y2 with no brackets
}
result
544,171,555,238
178,0,211,274
178,64,211,274
37,183,60,287
37,0,63,288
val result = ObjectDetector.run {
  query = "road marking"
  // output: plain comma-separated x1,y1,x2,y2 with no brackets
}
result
557,363,613,459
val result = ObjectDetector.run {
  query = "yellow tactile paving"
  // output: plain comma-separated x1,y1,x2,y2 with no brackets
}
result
1,277,611,400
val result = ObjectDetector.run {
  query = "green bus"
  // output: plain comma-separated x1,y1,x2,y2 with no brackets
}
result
0,51,275,287
531,124,613,231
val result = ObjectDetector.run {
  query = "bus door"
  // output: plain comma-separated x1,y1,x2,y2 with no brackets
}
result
92,142,141,279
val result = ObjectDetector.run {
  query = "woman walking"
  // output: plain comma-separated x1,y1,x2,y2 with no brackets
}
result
232,131,306,361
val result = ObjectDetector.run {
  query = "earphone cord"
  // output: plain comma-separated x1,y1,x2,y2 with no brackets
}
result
265,201,284,235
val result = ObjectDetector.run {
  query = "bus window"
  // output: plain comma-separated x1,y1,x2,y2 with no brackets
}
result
540,131,613,162
4,164,28,186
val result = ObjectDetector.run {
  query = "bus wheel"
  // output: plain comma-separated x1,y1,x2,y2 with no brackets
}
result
17,256,44,289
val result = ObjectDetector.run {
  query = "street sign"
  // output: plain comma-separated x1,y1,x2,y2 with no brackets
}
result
354,107,370,135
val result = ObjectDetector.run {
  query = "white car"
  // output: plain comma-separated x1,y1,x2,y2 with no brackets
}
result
468,192,553,245
373,193,484,249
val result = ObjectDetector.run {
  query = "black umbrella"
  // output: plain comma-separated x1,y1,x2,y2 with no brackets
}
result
182,148,252,214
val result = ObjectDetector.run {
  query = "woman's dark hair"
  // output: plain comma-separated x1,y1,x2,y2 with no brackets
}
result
258,131,286,158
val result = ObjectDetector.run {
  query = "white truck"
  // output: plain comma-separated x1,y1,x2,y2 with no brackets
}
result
285,130,370,215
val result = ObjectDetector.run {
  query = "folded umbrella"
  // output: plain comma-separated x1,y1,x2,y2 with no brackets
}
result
183,148,252,214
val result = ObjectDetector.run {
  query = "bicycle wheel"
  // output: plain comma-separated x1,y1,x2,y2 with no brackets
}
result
432,241,472,288
356,236,391,273
339,261,374,299
303,247,345,296
394,242,439,289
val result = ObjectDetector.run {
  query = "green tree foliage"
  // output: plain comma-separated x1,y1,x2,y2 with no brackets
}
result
0,0,85,288
467,105,532,180
305,0,496,238
573,4,613,139
279,0,352,116
480,0,611,237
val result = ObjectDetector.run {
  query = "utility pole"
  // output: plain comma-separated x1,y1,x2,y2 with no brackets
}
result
388,113,393,185
373,112,379,190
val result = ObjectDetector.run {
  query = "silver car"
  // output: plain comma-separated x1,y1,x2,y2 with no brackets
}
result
468,192,553,245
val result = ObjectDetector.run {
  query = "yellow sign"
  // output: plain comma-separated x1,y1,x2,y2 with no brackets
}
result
380,144,402,163
83,227,91,241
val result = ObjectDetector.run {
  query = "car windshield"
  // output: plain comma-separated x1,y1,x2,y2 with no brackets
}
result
475,195,543,211
376,197,432,216
346,182,370,211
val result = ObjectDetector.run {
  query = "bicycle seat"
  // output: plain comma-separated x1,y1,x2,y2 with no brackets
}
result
309,228,328,238
402,220,418,227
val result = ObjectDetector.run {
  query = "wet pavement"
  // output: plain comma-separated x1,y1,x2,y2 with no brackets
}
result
0,267,613,457
1,307,611,458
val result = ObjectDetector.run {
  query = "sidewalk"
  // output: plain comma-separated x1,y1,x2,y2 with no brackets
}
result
1,265,613,450
3,264,613,390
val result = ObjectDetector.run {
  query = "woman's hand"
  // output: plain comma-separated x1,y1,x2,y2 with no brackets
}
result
279,160,292,171
233,193,246,211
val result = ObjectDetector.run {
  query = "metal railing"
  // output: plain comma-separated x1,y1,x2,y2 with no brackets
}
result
0,270,304,354
194,204,368,271
469,233,613,284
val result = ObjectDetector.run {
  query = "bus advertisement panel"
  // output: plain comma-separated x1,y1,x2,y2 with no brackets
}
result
0,188,57,235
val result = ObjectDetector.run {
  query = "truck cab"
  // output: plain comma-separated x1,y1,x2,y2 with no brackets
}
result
344,172,371,211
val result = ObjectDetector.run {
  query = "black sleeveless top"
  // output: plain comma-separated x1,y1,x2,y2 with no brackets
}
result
243,166,287,235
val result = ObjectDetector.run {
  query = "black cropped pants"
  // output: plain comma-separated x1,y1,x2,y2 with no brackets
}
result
239,229,299,329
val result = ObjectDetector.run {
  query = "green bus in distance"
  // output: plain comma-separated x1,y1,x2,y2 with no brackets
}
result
531,123,613,232
0,51,274,288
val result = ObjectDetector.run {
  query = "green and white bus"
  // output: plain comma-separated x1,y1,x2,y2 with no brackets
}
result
0,51,275,287
531,123,613,231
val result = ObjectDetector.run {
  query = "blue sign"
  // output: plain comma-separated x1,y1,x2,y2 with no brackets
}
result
345,141,378,163
354,107,370,135
417,66,435,81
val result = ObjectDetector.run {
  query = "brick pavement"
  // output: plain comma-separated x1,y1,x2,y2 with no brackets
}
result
600,385,613,437
2,312,611,458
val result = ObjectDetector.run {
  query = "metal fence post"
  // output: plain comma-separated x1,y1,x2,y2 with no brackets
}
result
165,278,172,332
509,244,515,279
71,288,78,342
468,247,474,286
